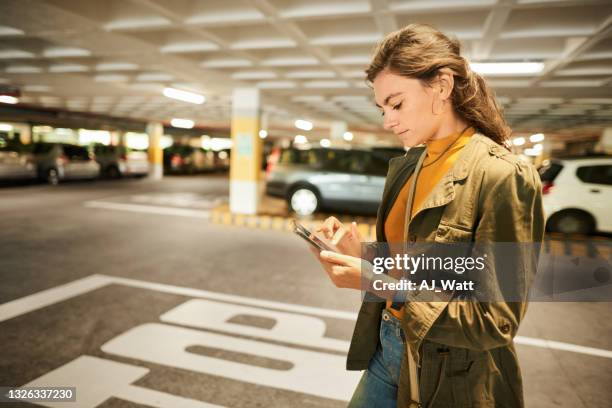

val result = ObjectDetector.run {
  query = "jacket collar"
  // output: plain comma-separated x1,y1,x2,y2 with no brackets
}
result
410,133,488,216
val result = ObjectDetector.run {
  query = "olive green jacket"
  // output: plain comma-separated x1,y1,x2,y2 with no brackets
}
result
347,133,545,408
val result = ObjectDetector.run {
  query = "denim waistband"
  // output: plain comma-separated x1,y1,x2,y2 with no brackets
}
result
380,309,406,342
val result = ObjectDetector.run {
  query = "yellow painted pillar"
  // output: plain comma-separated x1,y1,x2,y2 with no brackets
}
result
230,88,261,214
147,122,163,179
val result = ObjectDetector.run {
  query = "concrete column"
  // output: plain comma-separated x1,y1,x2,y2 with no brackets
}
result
230,88,261,214
601,127,612,154
147,122,163,180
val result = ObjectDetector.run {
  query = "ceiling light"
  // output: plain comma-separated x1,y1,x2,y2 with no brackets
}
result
320,138,331,148
524,148,541,156
294,135,308,144
295,119,313,131
529,133,545,143
170,118,194,129
163,87,205,104
0,95,18,104
470,62,544,76
532,143,543,151
512,137,525,146
343,131,354,141
259,130,268,139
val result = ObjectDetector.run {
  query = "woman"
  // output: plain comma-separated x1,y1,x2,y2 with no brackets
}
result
313,24,545,407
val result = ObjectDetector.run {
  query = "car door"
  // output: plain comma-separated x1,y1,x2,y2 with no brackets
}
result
62,145,91,178
313,150,361,202
576,164,612,232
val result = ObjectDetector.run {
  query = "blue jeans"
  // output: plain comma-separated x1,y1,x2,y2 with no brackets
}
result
348,308,406,408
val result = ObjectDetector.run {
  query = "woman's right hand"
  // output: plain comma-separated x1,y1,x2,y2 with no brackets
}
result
315,216,363,258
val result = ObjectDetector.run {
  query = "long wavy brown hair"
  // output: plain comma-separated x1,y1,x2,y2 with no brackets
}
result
366,24,510,145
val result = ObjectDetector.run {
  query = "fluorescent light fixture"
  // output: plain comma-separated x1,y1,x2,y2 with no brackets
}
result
259,130,268,139
94,74,129,82
163,87,205,104
202,137,233,151
294,135,308,144
43,47,91,58
0,50,34,59
170,118,194,129
0,95,18,104
49,64,89,73
470,62,544,76
295,119,313,131
137,73,174,82
5,65,42,74
523,148,541,156
529,133,545,143
320,138,331,148
343,131,354,141
512,137,525,146
0,123,13,131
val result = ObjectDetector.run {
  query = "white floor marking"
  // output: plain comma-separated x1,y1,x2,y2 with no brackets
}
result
84,201,210,219
161,299,350,352
101,323,361,401
0,275,110,323
24,355,223,408
514,336,612,359
2,274,611,359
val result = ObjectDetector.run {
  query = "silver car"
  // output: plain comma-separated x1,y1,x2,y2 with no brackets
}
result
33,143,101,185
94,145,149,178
0,138,37,181
265,147,405,215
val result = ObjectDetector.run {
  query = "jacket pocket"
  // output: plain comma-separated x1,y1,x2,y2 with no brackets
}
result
451,348,499,407
435,223,473,243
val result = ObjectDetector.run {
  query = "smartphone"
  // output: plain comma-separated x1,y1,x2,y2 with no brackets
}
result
292,220,334,252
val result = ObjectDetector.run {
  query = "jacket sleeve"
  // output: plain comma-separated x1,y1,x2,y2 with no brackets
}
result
402,157,545,351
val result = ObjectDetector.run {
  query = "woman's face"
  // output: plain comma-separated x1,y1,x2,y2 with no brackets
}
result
372,69,441,147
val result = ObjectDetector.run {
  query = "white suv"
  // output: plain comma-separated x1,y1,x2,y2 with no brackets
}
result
539,157,612,234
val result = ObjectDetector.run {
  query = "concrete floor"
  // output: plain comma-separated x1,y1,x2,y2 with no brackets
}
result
0,175,610,408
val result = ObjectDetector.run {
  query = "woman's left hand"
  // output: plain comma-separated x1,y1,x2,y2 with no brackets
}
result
313,250,372,290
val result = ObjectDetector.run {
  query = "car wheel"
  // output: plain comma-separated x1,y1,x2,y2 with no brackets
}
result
289,187,320,216
46,168,59,185
550,211,595,235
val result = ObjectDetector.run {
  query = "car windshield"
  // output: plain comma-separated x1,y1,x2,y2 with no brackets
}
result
538,162,563,182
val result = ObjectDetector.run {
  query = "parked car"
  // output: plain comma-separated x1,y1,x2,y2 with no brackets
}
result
163,144,228,174
0,136,37,181
539,156,612,234
94,144,148,178
265,147,406,215
32,142,100,185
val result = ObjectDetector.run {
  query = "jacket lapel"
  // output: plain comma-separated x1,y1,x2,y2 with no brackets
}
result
376,147,425,242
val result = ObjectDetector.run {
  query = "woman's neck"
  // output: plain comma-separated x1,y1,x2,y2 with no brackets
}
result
428,113,470,142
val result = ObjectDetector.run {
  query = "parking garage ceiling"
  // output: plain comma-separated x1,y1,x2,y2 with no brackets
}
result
0,0,611,141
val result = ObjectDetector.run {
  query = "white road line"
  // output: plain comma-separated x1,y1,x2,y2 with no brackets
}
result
84,201,211,219
1,274,611,360
0,275,112,322
514,336,612,359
